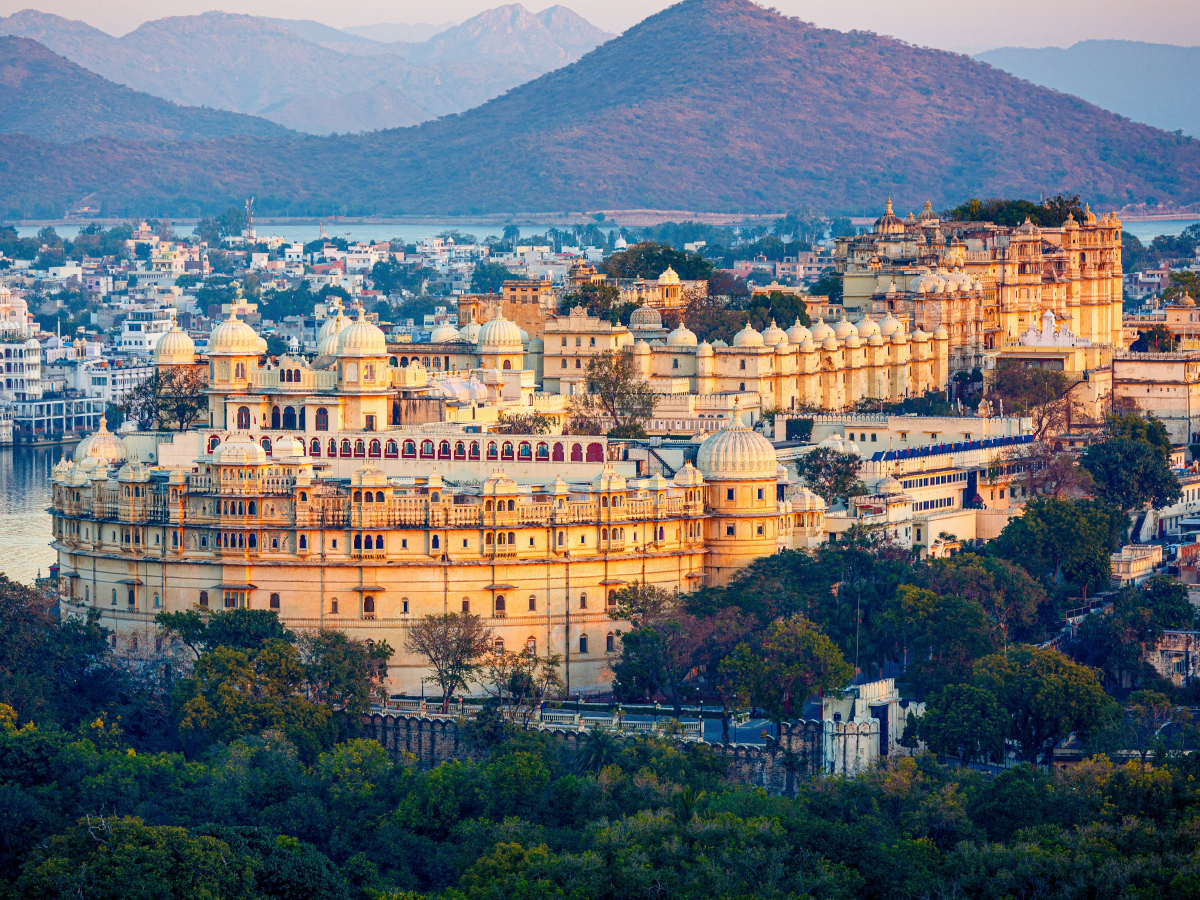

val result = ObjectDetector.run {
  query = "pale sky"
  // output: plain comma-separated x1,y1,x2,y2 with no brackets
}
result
3,0,1199,53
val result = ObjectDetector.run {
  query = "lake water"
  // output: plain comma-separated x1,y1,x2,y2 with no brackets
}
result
0,444,65,587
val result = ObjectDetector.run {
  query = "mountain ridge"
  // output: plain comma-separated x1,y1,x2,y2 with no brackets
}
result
3,0,1199,218
0,35,291,143
976,40,1200,139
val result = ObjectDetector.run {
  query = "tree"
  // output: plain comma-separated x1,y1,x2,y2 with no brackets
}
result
157,607,294,658
1079,438,1181,512
808,269,843,303
492,412,555,434
574,281,636,324
919,684,1008,765
1008,441,1094,500
1107,411,1172,459
296,629,394,723
988,361,1072,438
479,647,564,728
572,349,656,438
118,367,208,432
471,262,518,295
1161,270,1200,304
608,583,704,716
1130,324,1178,352
883,586,997,697
922,554,1048,649
1089,691,1194,764
403,613,494,712
972,645,1115,764
720,617,852,721
601,241,712,281
994,497,1119,597
795,446,865,507
173,639,334,759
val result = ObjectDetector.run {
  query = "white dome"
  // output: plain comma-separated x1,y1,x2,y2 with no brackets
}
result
272,435,308,460
208,311,260,355
317,331,340,357
154,324,195,365
791,487,827,512
630,305,662,330
786,318,812,344
430,324,460,343
667,322,698,347
318,309,350,343
857,315,880,338
879,314,902,337
479,312,523,349
810,317,834,343
212,433,268,464
459,321,482,342
821,335,838,351
761,319,788,346
695,400,778,481
337,309,388,357
817,434,860,456
466,375,487,403
833,315,858,341
878,476,904,494
933,325,949,340
74,418,126,466
697,341,713,357
732,322,764,347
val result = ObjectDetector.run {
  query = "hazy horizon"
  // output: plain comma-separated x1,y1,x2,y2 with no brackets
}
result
2,0,1198,54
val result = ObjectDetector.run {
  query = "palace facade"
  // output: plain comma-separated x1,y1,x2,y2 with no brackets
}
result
837,200,1125,372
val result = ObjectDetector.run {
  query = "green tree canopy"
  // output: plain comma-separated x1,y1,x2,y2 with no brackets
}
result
1079,437,1181,512
601,241,713,281
919,683,1008,764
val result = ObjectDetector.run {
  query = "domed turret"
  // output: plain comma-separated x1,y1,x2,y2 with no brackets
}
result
212,432,267,463
657,266,681,286
810,317,834,343
933,325,949,340
430,323,461,343
74,418,127,467
629,305,662,331
857,314,880,338
873,197,905,235
732,322,764,347
154,323,195,365
667,321,698,347
338,308,387,357
879,313,902,338
786,318,812,344
208,310,260,355
478,311,523,349
877,475,904,495
833,314,858,341
272,435,308,460
916,200,939,223
761,319,788,346
459,320,482,342
791,487,827,512
696,398,777,481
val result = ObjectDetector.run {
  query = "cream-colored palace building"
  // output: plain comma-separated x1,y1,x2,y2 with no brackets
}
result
50,301,829,694
837,200,1125,373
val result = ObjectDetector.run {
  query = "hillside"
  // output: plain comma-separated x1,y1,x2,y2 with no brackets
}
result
0,6,613,134
0,36,290,142
4,0,1200,218
977,41,1200,139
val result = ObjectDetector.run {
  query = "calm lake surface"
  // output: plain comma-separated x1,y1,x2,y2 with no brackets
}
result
0,444,66,587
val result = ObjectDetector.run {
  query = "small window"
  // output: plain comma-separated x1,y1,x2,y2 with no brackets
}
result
402,598,409,613
270,592,280,609
726,488,734,501
580,593,587,609
579,634,589,654
331,598,339,614
606,632,615,652
528,595,537,611
757,488,763,500
726,524,735,537
462,599,470,613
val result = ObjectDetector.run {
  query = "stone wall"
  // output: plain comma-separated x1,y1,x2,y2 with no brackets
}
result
362,713,851,795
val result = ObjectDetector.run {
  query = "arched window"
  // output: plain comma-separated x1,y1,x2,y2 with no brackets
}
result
508,531,515,544
354,534,362,549
354,490,363,502
235,362,246,379
536,442,549,460
579,634,588,653
341,439,352,456
501,442,514,460
438,440,451,459
299,535,307,549
345,362,358,383
354,440,366,457
496,595,506,612
497,532,505,545
454,441,466,459
485,532,493,544
331,598,339,614
526,637,536,654
402,440,416,458
507,500,515,511
739,359,746,370
487,442,498,460
270,592,280,609
261,438,271,455
283,407,297,429
369,439,381,458
237,406,250,429
552,443,564,462
606,632,615,652
310,438,321,456
208,435,220,452
271,406,281,428
420,440,435,458
432,535,440,549
247,500,257,514
315,407,329,431
494,638,504,653
376,532,384,545
469,442,480,460
462,598,470,613
586,443,603,462
528,595,537,611
385,440,399,458
364,596,375,614
580,593,587,609
608,590,616,605
502,359,511,369
518,442,532,460
364,535,373,549
570,443,583,462
329,438,338,457
602,496,609,508
199,590,208,607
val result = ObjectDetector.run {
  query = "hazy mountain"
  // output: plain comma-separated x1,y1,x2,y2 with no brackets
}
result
6,0,1199,218
341,22,456,43
0,36,289,142
0,5,613,134
976,41,1200,139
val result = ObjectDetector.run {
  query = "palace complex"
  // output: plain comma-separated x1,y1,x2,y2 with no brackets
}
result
835,200,1125,374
